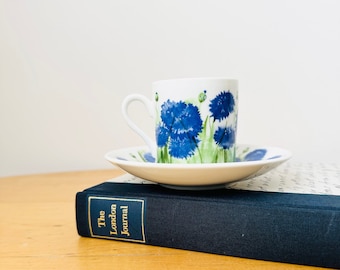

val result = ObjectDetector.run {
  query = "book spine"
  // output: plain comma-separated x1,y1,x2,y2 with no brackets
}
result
76,193,146,243
76,189,340,269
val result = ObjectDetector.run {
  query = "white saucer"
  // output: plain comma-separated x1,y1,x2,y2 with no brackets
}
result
105,144,292,189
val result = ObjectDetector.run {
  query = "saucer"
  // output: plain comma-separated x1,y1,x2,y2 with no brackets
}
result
105,144,292,189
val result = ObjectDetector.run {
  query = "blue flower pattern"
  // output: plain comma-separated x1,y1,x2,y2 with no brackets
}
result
156,100,203,159
243,149,267,161
209,91,235,121
214,127,236,150
156,90,237,163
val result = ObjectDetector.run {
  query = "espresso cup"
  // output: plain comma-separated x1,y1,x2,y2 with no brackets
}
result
122,77,238,163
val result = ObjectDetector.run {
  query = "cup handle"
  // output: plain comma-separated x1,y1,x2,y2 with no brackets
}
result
121,94,156,157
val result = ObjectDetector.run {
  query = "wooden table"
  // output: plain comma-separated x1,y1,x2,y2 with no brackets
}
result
0,170,329,269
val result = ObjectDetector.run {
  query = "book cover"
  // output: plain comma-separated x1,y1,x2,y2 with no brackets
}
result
75,162,340,268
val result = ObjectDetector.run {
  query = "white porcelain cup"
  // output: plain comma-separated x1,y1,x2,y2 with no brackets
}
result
122,77,238,164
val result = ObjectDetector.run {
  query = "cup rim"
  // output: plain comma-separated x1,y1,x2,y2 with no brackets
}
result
152,77,238,85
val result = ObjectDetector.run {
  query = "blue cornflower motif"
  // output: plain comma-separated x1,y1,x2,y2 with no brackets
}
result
169,136,199,159
157,100,203,159
161,100,203,138
156,124,170,147
209,91,235,121
214,127,236,150
244,149,267,161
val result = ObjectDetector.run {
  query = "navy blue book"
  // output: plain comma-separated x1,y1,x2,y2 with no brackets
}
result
76,178,340,269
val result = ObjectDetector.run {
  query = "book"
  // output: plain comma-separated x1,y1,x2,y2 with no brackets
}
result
75,162,340,268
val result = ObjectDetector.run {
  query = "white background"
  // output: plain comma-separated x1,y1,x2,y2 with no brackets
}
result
1,0,340,177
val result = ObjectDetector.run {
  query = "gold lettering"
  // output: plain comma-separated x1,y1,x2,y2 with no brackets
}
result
97,210,106,228
108,204,117,235
120,206,130,237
